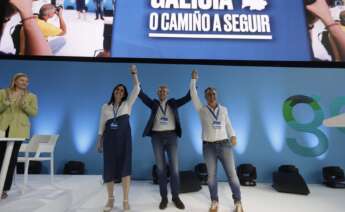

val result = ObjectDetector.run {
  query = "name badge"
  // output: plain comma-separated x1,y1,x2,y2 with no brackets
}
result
212,121,222,129
160,116,169,125
110,121,119,130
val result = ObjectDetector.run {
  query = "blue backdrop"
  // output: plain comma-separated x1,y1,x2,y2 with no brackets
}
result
1,59,344,183
111,0,312,61
64,0,114,12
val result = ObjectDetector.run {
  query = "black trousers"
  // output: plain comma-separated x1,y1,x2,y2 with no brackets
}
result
0,128,22,191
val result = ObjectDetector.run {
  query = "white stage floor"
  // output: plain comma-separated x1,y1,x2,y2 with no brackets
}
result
0,175,344,212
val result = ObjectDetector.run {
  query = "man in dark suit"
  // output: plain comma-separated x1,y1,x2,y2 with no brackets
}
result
139,85,190,210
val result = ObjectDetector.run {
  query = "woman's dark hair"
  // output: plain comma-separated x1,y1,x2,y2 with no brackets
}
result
0,0,16,39
107,84,128,105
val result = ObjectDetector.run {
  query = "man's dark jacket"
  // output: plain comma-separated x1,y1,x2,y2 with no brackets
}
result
138,89,191,138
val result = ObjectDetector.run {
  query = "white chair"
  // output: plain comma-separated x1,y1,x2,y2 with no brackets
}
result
17,135,59,186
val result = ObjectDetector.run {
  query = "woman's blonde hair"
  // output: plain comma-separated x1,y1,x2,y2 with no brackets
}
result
9,73,29,90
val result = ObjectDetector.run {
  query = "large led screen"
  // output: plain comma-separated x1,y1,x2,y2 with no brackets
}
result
1,0,345,62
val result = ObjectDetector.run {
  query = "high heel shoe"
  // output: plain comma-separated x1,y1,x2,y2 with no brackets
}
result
103,197,114,212
123,199,130,211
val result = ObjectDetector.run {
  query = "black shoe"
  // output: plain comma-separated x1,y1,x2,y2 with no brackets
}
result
159,197,168,210
95,17,99,20
101,17,104,20
172,197,185,210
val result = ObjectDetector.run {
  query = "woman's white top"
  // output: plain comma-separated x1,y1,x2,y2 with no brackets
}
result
98,84,140,135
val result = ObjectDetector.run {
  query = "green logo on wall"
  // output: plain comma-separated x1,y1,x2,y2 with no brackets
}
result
330,96,345,134
283,95,328,157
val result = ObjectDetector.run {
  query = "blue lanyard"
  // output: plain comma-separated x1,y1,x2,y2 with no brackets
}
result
207,105,220,121
113,102,122,118
159,101,168,116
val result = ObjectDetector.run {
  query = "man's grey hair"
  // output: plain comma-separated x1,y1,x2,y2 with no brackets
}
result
39,4,56,19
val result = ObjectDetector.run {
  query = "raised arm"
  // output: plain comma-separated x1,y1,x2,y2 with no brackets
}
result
138,88,155,108
190,70,203,112
57,9,67,36
127,64,141,108
175,90,191,108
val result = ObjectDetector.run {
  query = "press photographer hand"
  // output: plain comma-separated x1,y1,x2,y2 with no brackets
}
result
57,7,64,18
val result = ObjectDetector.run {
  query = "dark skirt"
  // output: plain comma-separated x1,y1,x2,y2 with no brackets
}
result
76,0,86,12
103,114,132,183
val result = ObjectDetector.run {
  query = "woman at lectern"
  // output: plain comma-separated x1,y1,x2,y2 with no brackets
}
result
96,65,140,212
0,73,38,199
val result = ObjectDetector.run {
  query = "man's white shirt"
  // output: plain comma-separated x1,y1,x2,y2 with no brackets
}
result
152,99,176,132
190,79,236,142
